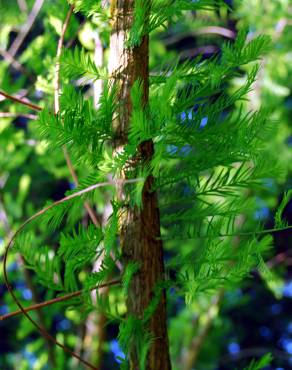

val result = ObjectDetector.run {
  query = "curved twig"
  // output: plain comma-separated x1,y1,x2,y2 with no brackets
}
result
52,4,123,274
3,178,140,369
0,279,121,321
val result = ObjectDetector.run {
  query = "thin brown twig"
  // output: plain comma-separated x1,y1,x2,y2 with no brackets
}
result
0,90,41,111
52,4,101,229
163,26,235,46
17,0,28,13
0,112,37,120
3,179,140,368
53,5,74,115
0,200,55,365
0,47,30,76
20,259,56,366
0,279,121,321
52,6,123,271
2,5,121,370
3,5,120,368
8,0,44,57
3,177,139,369
3,9,105,369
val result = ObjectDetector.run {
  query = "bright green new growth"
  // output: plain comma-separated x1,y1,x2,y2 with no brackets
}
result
4,0,291,368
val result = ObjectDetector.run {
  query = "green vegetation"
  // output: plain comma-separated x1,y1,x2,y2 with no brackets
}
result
0,1,291,369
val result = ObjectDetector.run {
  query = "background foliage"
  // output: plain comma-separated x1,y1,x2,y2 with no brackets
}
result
0,0,291,369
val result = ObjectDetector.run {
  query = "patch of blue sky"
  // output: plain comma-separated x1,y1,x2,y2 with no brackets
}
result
259,326,272,339
287,322,292,334
200,116,208,128
280,337,292,354
283,280,292,298
7,261,18,272
247,26,257,39
254,206,270,220
56,318,71,331
0,304,8,315
286,135,292,147
254,198,270,220
22,288,32,300
270,303,282,315
180,110,209,129
22,349,37,367
110,339,126,364
262,178,277,192
228,342,240,355
224,289,243,305
181,110,193,121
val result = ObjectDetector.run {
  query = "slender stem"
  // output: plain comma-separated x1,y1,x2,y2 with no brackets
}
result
20,259,56,366
0,279,121,321
17,0,28,13
181,291,224,370
160,224,292,241
54,5,74,115
164,26,235,46
52,5,123,273
0,47,31,77
0,90,41,111
8,0,44,57
52,4,100,228
0,112,37,119
0,201,55,366
3,7,118,369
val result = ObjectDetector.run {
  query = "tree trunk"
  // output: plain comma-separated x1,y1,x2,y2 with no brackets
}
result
109,1,171,369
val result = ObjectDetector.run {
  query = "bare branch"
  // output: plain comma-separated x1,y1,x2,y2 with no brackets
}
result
8,0,44,57
0,47,29,75
0,112,37,120
17,0,28,13
0,279,121,321
164,26,235,46
0,90,41,111
54,5,74,115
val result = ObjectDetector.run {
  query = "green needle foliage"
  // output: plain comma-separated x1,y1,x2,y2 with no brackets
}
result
0,0,291,369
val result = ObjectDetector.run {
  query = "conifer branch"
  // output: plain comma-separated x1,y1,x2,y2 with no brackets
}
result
0,202,56,366
51,3,122,271
160,224,292,241
2,7,131,369
3,9,99,369
52,3,100,229
0,279,121,321
0,90,41,111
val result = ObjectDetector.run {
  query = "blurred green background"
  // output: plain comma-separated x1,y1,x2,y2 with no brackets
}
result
0,1,292,369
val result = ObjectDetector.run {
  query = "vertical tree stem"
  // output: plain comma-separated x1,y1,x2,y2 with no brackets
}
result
109,1,171,369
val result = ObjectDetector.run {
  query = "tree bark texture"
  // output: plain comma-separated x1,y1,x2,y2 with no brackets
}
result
109,1,171,369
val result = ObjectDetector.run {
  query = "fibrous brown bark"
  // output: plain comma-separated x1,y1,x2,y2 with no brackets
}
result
109,1,171,369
